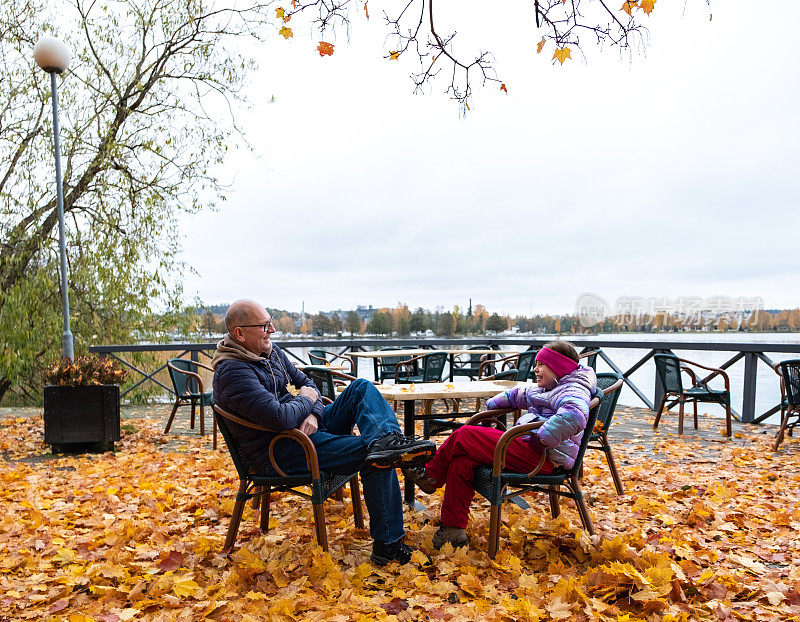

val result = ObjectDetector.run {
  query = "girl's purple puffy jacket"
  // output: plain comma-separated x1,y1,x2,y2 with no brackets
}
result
485,365,597,469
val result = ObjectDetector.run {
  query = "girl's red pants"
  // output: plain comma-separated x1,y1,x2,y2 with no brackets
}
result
424,425,552,529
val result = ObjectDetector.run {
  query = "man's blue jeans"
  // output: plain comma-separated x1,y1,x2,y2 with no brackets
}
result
273,378,405,545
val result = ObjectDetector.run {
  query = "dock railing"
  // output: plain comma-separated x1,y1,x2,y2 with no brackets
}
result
89,337,800,424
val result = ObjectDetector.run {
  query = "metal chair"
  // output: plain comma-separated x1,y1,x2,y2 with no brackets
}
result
470,384,614,558
584,373,625,494
303,366,372,403
653,354,732,436
451,345,492,380
307,348,355,375
212,404,364,553
773,359,800,451
165,358,217,449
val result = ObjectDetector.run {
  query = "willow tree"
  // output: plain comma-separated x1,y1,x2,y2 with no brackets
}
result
0,0,271,401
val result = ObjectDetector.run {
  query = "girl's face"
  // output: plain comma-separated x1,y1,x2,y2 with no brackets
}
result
533,361,558,390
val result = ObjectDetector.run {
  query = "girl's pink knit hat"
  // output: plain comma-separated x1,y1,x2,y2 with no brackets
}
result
535,346,579,379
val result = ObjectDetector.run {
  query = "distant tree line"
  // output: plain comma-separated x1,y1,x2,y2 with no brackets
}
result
198,304,800,338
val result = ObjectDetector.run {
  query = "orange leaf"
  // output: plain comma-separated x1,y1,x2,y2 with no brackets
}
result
500,83,507,94
552,47,571,65
537,36,546,54
621,1,637,15
282,14,291,23
389,51,400,61
317,41,334,57
640,0,655,14
279,26,293,39
364,0,369,19
291,0,297,5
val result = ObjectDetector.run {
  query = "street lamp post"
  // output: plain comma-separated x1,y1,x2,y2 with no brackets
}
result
34,35,74,360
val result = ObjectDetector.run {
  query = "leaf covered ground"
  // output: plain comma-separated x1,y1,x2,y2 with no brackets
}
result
1,405,798,621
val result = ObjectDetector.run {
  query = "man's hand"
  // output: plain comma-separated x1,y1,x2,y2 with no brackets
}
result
299,413,319,436
298,385,319,401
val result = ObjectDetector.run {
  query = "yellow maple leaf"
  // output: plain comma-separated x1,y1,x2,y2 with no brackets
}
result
640,0,655,13
279,26,293,39
537,36,546,53
275,7,284,18
553,47,571,65
389,51,400,60
621,1,638,15
172,577,200,598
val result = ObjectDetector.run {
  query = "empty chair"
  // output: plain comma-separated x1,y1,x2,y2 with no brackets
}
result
376,347,413,383
394,351,448,384
165,358,217,449
308,349,355,374
653,353,732,436
773,359,800,451
479,351,537,381
451,345,493,380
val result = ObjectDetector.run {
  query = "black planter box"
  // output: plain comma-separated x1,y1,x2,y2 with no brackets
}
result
44,384,121,453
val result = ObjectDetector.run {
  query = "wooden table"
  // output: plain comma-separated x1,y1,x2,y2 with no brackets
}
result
376,379,529,506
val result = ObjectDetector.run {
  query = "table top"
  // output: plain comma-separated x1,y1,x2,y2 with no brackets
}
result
349,348,518,359
376,379,529,401
294,363,349,372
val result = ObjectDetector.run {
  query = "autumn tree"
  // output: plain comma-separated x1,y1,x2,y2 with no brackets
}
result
345,311,362,336
366,309,393,335
392,304,411,337
485,313,508,334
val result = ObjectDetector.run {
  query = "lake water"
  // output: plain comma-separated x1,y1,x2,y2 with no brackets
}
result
294,333,800,426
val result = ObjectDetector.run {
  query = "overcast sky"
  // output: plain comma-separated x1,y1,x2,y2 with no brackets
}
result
178,0,799,317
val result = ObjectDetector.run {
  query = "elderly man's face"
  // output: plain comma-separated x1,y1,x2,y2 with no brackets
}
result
237,306,276,355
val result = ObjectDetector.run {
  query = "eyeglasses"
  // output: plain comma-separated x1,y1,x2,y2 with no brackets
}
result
238,319,274,332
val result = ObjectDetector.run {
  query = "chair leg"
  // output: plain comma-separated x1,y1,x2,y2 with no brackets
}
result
725,395,732,437
601,435,624,495
223,481,249,553
212,416,218,450
350,475,365,530
488,504,502,559
774,408,790,452
312,503,329,552
199,403,206,437
251,486,262,510
693,400,698,430
164,399,181,434
653,395,668,429
190,402,196,430
548,487,560,518
678,399,685,435
569,476,594,535
260,486,271,532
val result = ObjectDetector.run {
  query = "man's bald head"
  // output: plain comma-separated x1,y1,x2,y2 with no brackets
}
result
225,299,263,334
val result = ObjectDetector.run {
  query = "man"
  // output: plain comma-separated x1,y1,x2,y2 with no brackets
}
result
212,299,435,565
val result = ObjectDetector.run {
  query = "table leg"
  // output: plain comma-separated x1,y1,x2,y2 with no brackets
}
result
373,358,380,383
402,399,424,509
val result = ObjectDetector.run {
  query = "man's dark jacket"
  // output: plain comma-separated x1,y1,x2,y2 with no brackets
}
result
212,340,323,473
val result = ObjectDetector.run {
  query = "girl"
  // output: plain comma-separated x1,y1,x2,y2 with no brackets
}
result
408,340,597,549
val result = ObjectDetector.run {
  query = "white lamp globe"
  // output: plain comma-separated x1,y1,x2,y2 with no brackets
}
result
34,36,71,74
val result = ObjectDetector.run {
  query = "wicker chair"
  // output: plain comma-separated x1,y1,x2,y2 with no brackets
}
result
451,345,493,380
307,349,355,375
653,353,732,436
584,373,625,494
165,358,217,449
212,404,364,553
470,384,612,558
773,359,800,451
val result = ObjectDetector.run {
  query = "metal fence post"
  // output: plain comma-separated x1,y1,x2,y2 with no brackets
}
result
742,352,758,423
